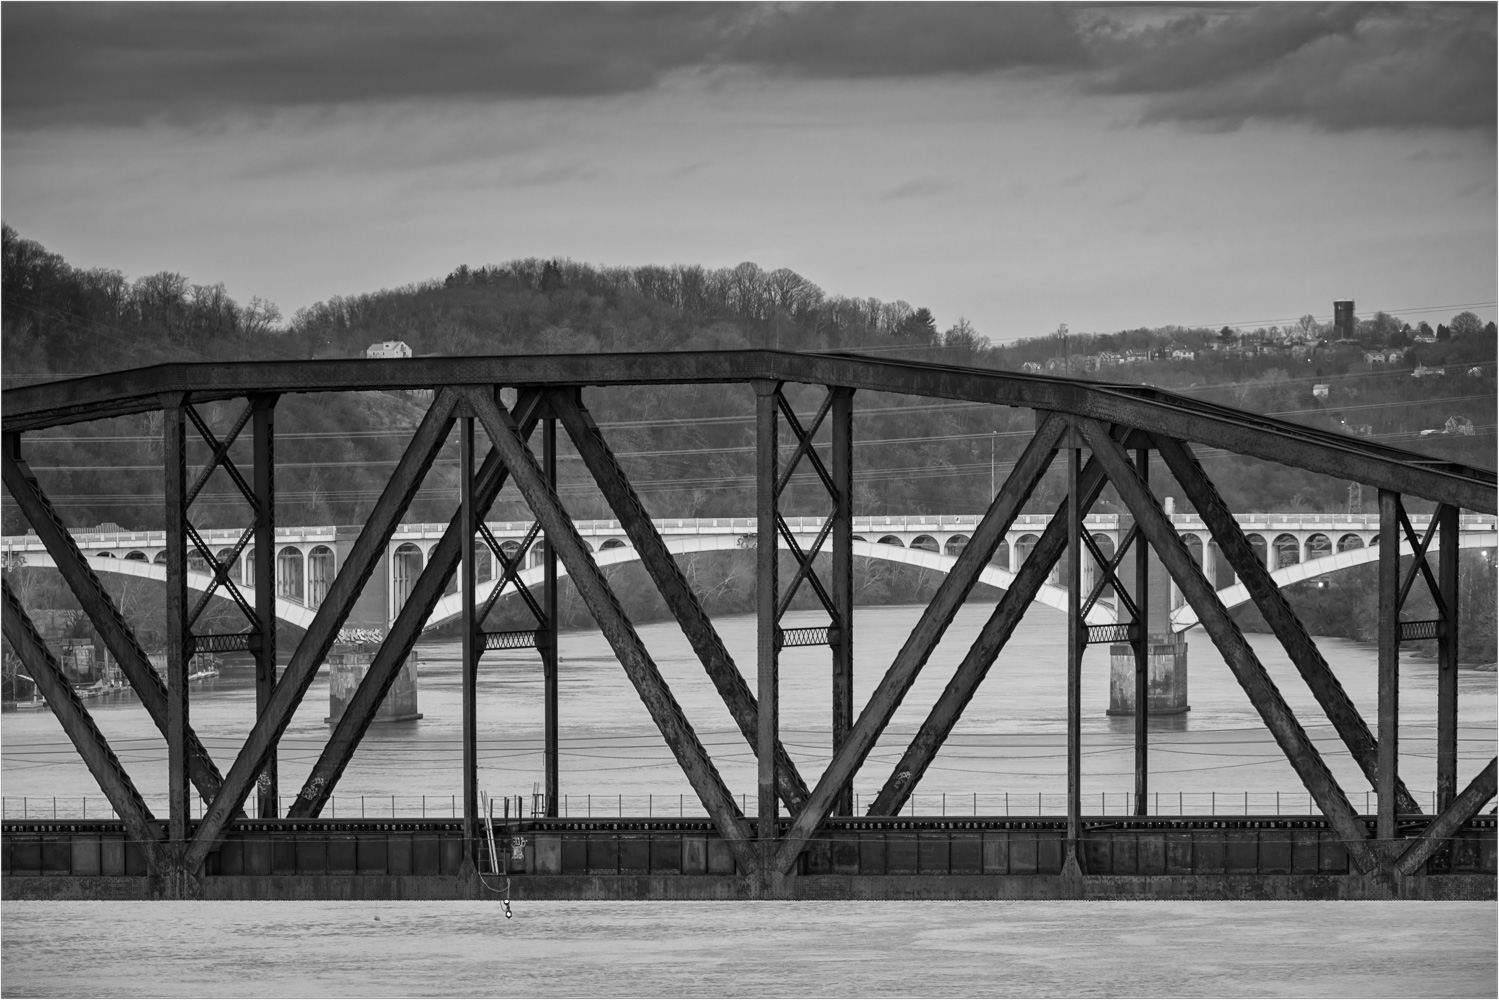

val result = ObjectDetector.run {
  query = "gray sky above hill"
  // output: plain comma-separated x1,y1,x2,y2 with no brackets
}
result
4,2,1494,342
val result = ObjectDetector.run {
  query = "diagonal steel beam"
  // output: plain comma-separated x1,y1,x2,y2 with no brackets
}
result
869,447,1111,815
1,436,232,806
551,388,812,812
466,385,759,873
184,386,462,872
773,412,1069,872
1153,434,1422,815
288,390,546,819
1395,758,1497,876
1080,418,1378,873
2,579,163,868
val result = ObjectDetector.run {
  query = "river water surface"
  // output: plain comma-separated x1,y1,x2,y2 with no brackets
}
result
2,604,1495,997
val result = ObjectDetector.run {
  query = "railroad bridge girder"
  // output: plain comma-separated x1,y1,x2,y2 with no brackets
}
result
0,350,1494,900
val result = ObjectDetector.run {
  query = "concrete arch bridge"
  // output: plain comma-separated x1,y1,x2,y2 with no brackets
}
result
11,514,1494,635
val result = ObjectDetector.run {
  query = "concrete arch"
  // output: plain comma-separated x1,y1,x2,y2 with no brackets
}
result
910,534,939,553
1304,533,1332,562
307,545,335,609
277,545,305,602
1180,533,1204,568
600,538,627,550
1013,533,1039,569
15,553,320,630
423,534,1114,632
1336,533,1365,553
944,534,969,557
876,535,904,547
125,550,147,562
1171,531,1498,631
1272,533,1300,568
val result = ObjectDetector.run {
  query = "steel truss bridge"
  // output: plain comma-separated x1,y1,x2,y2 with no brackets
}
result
1,351,1494,901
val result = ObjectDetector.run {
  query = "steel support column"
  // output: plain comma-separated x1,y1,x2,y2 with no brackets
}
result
288,393,542,819
2,580,163,870
465,385,758,874
1395,758,1497,876
162,395,191,846
1133,446,1149,816
1080,419,1378,872
830,386,854,817
550,389,810,811
0,437,230,806
755,380,780,866
1064,441,1084,872
252,393,278,818
788,413,1066,853
1154,435,1420,814
460,414,479,865
1378,489,1400,846
1437,503,1459,811
543,414,560,817
187,388,462,869
868,443,1103,816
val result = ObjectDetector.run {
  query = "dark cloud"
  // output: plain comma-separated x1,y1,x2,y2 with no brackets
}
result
3,2,1491,133
723,3,1091,77
1,2,731,126
1089,3,1497,131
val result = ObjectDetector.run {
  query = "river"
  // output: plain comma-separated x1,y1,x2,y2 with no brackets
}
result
2,604,1495,997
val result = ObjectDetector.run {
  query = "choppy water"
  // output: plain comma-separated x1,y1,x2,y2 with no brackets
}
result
2,900,1494,998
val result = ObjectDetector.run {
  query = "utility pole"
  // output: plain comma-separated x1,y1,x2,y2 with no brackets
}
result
990,431,996,497
1059,324,1070,375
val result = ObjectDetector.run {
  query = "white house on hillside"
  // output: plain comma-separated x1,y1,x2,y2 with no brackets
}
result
366,341,412,359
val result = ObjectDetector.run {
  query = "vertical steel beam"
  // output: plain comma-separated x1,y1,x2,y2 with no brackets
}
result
543,414,560,817
1080,419,1377,872
0,438,231,806
1395,758,1497,876
782,413,1067,862
161,394,190,846
830,386,854,816
464,386,758,874
252,393,278,818
1437,503,1459,811
460,414,479,865
2,580,163,869
755,380,780,864
1154,435,1419,814
186,388,461,870
1065,440,1083,867
551,390,810,810
1377,489,1400,845
868,445,1103,816
1133,446,1149,816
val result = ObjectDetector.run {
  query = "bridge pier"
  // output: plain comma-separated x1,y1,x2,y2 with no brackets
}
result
1107,637,1190,716
1108,539,1189,716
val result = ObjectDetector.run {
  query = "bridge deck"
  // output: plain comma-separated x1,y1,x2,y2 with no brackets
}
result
4,814,1493,900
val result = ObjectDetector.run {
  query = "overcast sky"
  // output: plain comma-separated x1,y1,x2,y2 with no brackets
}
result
3,2,1494,343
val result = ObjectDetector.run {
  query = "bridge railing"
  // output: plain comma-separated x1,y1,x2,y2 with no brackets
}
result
4,512,1494,551
2,789,1450,822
